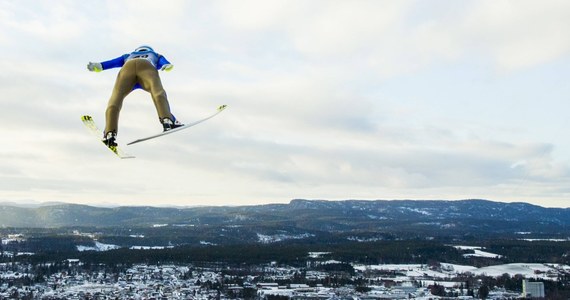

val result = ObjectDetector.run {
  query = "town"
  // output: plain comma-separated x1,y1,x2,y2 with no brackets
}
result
1,253,567,299
2,199,570,299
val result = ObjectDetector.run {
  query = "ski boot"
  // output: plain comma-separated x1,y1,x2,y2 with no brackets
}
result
102,131,118,147
161,117,184,132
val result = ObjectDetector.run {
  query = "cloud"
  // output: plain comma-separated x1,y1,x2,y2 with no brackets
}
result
463,0,570,71
104,0,190,45
0,1,569,207
0,1,89,43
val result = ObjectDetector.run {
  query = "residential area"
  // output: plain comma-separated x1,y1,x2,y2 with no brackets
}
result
1,256,566,299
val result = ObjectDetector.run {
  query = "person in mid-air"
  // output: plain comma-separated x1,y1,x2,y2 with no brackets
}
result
87,45,183,146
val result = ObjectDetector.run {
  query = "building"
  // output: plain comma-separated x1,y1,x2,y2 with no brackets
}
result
522,279,545,298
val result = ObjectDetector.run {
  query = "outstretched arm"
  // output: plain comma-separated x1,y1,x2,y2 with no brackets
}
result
157,55,173,71
87,55,128,72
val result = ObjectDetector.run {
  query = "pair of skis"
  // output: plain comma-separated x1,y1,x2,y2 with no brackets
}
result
81,105,227,159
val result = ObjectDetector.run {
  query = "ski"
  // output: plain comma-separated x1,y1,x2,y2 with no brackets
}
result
127,104,227,146
81,115,135,159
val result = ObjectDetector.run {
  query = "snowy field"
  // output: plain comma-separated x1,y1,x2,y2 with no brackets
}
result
451,245,503,258
353,262,569,281
77,241,120,252
472,263,568,279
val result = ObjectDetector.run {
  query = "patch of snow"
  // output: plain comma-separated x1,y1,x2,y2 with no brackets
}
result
308,252,331,258
353,262,569,281
464,249,503,259
400,207,432,216
440,263,478,274
129,245,174,250
521,238,569,242
452,245,481,250
322,260,343,264
1,238,24,245
472,263,560,279
347,236,384,242
367,214,387,220
451,245,502,258
257,233,314,244
77,241,120,252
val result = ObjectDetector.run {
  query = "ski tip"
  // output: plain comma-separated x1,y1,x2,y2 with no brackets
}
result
218,104,227,111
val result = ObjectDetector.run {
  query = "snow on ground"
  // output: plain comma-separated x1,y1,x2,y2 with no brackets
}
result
451,245,503,258
257,233,314,243
464,249,503,258
308,252,331,258
2,251,35,257
452,246,480,250
471,263,565,279
521,238,569,242
2,238,19,245
354,262,569,281
77,241,120,252
65,283,117,293
440,263,478,274
354,263,479,279
130,245,174,250
322,260,343,264
546,263,570,272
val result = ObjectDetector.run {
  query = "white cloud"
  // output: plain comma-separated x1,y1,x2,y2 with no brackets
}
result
451,0,570,71
0,1,569,207
0,1,89,42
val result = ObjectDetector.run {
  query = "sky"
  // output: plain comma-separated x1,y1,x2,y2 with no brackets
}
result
1,0,569,208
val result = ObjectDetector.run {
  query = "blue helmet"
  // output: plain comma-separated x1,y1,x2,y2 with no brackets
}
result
134,45,154,52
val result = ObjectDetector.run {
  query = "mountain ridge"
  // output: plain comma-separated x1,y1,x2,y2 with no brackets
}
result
1,199,568,230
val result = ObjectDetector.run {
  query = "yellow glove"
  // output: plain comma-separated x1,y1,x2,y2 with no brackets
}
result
87,62,103,72
160,64,174,72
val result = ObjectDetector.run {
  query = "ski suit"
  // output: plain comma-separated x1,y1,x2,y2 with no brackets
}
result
99,49,173,134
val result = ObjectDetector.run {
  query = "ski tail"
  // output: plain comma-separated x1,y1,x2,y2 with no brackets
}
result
81,115,135,159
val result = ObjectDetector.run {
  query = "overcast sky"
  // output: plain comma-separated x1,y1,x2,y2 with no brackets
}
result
1,0,569,207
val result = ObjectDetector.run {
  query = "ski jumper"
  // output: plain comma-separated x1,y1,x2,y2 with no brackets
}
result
99,48,173,135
